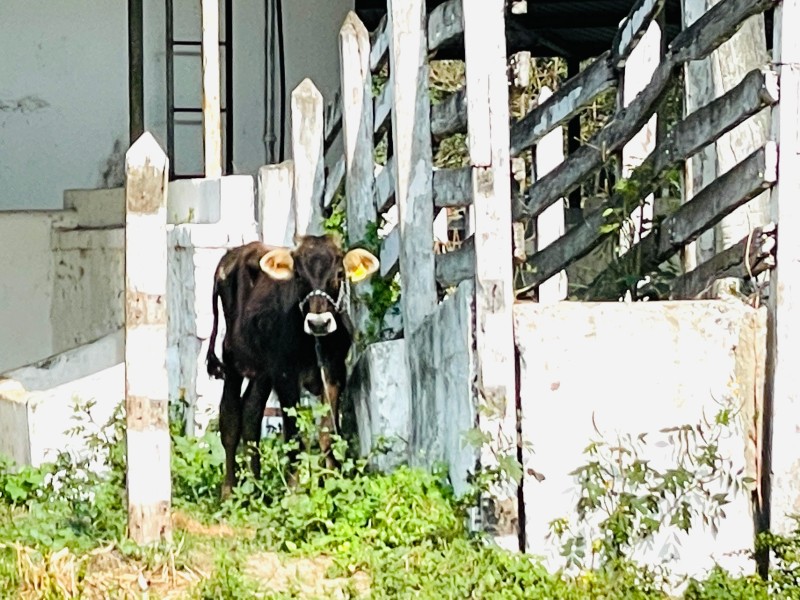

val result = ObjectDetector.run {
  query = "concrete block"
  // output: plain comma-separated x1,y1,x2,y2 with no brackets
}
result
168,175,256,227
408,280,477,496
64,188,125,228
514,299,766,583
0,331,124,466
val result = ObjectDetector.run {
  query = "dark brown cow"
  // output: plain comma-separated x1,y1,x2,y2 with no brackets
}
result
206,234,379,497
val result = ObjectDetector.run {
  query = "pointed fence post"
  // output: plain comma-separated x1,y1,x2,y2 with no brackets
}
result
291,79,326,236
463,0,519,551
125,132,172,545
388,0,437,334
340,12,378,339
201,0,222,178
767,0,800,537
534,87,568,302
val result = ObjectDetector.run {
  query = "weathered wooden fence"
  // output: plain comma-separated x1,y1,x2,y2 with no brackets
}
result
256,0,799,562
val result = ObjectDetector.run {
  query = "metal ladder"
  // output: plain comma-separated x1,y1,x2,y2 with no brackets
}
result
165,0,234,179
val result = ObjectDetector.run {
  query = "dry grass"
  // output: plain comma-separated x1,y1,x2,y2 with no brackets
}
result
4,511,370,599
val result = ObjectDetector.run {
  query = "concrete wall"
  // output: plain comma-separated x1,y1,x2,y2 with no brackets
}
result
281,0,354,161
0,1,128,210
0,331,124,466
515,300,766,583
1,0,353,211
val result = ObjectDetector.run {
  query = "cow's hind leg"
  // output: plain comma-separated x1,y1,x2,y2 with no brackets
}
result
219,370,244,499
241,377,271,480
320,364,345,471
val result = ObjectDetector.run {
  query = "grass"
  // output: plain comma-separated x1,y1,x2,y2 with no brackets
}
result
0,401,796,599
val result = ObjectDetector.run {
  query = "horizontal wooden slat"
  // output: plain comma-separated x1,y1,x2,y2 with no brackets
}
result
323,156,346,209
435,235,475,288
669,224,777,300
509,52,616,157
427,0,463,54
324,91,342,149
517,0,779,221
612,0,666,67
432,167,472,208
375,157,396,213
374,76,393,136
519,67,779,288
369,13,390,72
431,87,468,139
586,143,778,298
380,225,400,277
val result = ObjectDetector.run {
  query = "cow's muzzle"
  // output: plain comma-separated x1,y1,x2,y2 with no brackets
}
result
299,286,346,337
304,311,337,336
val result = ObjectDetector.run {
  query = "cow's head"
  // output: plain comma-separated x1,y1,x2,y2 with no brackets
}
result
259,235,380,336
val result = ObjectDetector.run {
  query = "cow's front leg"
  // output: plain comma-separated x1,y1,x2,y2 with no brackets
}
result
219,371,244,499
320,361,346,471
241,377,270,480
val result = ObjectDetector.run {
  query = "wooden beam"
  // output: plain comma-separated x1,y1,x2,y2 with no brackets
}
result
258,160,295,247
374,157,396,214
432,167,472,209
373,76,393,137
388,0,437,333
668,224,776,299
464,0,519,552
323,156,345,210
586,144,778,299
201,0,222,178
517,0,778,222
427,0,463,54
435,235,474,287
340,12,378,339
766,0,800,537
611,0,665,67
124,132,171,545
369,13,390,72
509,52,616,157
291,79,326,236
520,66,778,288
431,87,467,140
323,90,342,150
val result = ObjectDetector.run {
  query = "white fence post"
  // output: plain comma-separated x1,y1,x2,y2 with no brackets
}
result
124,132,172,544
619,19,660,254
534,86,568,302
291,79,326,236
388,0,437,334
340,12,378,338
463,0,519,551
258,160,295,247
201,0,222,178
767,0,800,536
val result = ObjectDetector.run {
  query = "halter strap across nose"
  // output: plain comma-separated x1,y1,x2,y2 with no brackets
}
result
298,279,348,313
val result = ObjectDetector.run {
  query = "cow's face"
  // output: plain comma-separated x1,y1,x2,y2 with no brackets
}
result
259,235,379,336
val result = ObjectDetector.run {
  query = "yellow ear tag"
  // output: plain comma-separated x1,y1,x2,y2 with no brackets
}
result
349,264,368,282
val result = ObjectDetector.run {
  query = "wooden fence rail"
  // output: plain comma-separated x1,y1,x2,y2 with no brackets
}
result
253,0,798,545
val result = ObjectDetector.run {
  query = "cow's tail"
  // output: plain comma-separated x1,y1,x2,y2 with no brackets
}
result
206,275,226,380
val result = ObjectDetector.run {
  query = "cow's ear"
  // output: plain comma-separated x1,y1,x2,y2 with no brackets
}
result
343,248,380,283
259,247,295,280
